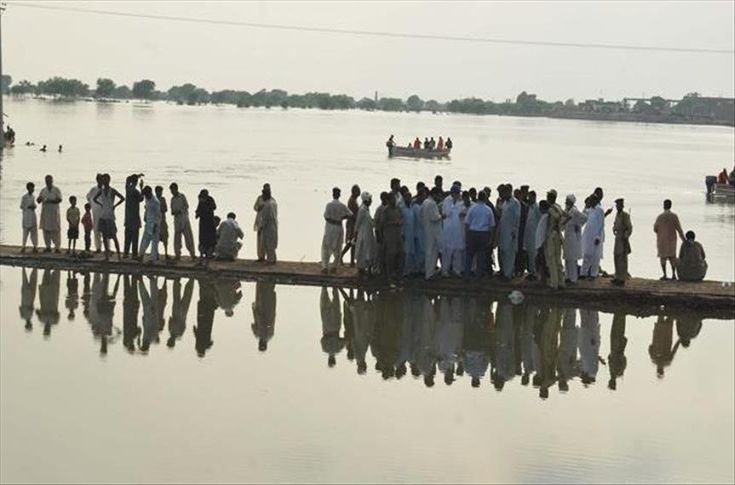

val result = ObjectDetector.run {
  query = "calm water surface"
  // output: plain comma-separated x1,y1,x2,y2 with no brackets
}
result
0,265,733,483
0,98,733,280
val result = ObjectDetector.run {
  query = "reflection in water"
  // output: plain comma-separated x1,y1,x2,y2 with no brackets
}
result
252,281,276,352
36,269,60,337
9,267,714,397
19,268,37,331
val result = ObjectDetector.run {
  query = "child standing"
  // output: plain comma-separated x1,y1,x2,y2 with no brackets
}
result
81,203,94,253
66,196,81,255
20,182,38,253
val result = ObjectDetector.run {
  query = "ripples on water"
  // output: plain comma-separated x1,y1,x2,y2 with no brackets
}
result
1,265,733,483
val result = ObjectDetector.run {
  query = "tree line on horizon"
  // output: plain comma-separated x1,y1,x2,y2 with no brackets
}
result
1,74,731,122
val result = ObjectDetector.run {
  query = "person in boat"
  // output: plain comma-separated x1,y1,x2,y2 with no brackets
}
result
40,145,47,152
58,145,63,153
730,166,735,187
654,199,685,280
437,136,444,150
385,135,395,156
423,137,430,150
445,137,453,151
717,168,729,184
677,231,707,282
413,137,421,150
429,137,436,150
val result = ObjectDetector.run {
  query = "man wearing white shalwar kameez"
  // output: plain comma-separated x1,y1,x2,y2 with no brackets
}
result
216,213,244,260
420,188,443,280
440,186,466,277
581,197,605,278
354,192,377,273
563,194,588,283
497,187,521,279
321,188,352,272
37,175,63,253
523,193,541,277
86,175,104,252
20,183,39,252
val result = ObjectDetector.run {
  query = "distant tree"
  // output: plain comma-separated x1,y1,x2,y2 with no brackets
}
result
111,85,132,99
1,75,11,94
167,83,210,105
406,94,424,112
377,97,405,112
10,80,35,95
37,77,89,97
356,97,376,111
96,78,116,98
650,96,668,112
132,79,156,100
564,98,576,107
424,99,443,112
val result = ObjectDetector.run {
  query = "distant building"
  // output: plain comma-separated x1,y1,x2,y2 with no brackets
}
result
580,98,626,113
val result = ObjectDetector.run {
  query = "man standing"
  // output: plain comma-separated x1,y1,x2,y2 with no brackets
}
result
354,192,377,276
93,174,125,261
562,194,588,284
612,198,633,286
20,182,38,253
497,184,520,280
254,183,278,264
169,182,196,260
340,184,360,266
522,191,541,279
544,190,567,290
581,194,605,279
123,173,144,259
321,187,352,273
380,194,403,282
653,199,685,280
464,191,495,278
37,174,63,253
411,187,426,275
154,186,170,260
400,189,417,276
420,187,444,280
85,174,104,252
138,186,161,264
441,185,466,277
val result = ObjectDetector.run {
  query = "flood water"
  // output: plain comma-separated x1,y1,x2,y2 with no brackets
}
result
0,265,733,483
0,97,734,281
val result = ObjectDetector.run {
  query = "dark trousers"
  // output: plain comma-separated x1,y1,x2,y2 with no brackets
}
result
84,229,92,252
124,227,140,257
465,230,490,277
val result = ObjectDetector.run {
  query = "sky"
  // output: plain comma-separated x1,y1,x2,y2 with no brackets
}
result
2,1,734,102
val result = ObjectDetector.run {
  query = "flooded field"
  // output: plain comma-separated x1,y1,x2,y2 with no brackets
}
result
0,265,733,483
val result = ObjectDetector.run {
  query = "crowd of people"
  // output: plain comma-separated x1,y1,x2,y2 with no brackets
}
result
19,173,278,266
18,172,709,284
16,265,702,395
321,175,709,285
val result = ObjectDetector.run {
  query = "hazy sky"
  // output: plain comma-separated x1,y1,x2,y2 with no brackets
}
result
3,1,734,101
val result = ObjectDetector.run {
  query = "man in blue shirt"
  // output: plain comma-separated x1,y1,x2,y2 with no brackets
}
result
464,191,496,278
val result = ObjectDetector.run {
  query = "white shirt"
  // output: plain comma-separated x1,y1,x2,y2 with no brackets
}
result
20,193,37,228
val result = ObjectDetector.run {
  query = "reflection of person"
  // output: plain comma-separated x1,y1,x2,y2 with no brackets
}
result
19,268,38,331
167,278,194,348
138,276,161,352
578,309,601,385
320,287,345,367
372,292,403,379
608,312,628,390
348,290,375,374
463,296,493,388
649,315,679,378
36,269,61,336
492,302,516,390
675,314,702,348
251,281,277,351
557,308,579,391
416,296,439,387
537,306,561,399
437,296,464,385
520,305,538,386
95,273,120,355
214,278,242,316
123,274,141,353
65,271,79,320
194,279,217,357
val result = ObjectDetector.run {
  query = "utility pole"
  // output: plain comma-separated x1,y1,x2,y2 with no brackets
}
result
0,2,5,150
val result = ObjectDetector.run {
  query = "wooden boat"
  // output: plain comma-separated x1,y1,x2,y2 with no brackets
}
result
711,183,735,199
389,145,451,160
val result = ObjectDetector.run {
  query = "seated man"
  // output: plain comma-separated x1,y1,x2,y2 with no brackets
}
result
677,231,708,282
215,212,244,261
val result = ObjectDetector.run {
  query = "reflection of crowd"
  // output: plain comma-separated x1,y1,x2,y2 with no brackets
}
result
15,267,705,395
317,286,705,398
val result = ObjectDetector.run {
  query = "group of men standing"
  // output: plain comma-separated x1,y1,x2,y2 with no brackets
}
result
321,176,637,288
20,174,279,266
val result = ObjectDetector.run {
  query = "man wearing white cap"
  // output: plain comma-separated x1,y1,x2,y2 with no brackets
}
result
544,189,567,289
354,191,377,275
563,194,588,283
